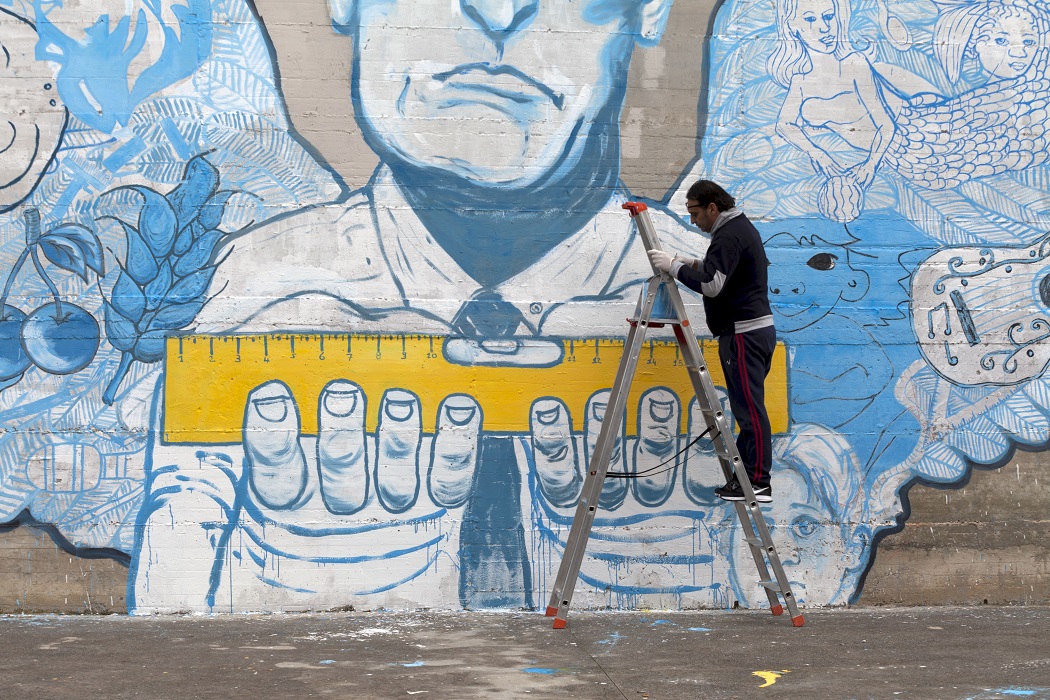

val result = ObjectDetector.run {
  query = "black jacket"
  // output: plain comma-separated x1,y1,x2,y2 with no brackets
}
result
676,212,773,337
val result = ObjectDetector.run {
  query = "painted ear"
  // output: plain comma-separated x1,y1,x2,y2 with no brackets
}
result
328,0,355,28
637,0,675,47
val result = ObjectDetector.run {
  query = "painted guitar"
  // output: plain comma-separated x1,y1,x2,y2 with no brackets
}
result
912,235,1050,386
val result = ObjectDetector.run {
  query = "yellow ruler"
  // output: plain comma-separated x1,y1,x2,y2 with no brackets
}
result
163,333,788,444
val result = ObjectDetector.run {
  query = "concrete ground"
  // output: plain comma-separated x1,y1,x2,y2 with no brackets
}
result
0,607,1047,699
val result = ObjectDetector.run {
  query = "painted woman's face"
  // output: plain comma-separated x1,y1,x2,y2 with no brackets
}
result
974,10,1039,80
729,467,854,605
789,0,839,55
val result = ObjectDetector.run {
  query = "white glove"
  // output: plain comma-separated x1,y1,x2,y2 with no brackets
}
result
648,249,674,273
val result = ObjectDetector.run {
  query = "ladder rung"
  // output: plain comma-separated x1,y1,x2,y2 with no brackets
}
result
759,580,782,592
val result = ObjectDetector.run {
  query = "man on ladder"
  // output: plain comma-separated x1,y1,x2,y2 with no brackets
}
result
546,178,803,628
648,180,776,503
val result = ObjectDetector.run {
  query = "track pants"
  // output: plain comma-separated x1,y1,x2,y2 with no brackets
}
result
718,326,776,488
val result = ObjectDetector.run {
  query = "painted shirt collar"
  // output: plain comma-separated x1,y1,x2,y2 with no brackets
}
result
371,165,640,328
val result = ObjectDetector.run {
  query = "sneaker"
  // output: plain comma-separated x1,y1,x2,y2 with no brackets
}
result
714,478,743,501
715,478,772,503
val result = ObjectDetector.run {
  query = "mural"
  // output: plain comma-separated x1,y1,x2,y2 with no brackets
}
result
2,0,1049,613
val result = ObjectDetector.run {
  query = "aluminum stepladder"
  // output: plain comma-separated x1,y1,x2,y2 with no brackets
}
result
544,202,804,629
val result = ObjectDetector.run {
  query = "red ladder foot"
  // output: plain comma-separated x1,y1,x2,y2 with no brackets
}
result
792,615,805,627
553,618,567,629
770,604,784,616
544,606,558,617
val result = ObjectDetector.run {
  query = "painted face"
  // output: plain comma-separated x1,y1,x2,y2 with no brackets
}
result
0,9,67,213
346,0,643,185
788,0,839,55
764,233,868,333
729,467,853,606
974,9,1039,80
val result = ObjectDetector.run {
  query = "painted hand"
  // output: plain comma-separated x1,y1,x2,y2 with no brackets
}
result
525,387,737,610
132,379,480,612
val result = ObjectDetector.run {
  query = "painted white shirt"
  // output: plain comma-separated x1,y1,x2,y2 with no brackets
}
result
197,166,710,343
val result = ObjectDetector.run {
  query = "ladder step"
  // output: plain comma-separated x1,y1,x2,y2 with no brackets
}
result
759,580,782,592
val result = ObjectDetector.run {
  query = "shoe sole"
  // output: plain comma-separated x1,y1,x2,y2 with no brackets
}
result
718,493,772,503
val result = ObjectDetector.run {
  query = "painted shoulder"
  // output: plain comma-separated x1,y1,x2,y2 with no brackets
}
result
195,191,404,332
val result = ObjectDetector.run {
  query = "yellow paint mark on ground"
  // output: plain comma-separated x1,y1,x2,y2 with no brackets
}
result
753,670,791,688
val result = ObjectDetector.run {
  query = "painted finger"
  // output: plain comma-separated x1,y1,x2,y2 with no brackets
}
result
631,388,680,507
316,380,369,515
429,394,481,509
375,389,422,513
583,390,628,510
243,380,308,510
682,397,724,506
530,398,581,507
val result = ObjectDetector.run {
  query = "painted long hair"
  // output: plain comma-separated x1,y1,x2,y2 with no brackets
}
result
767,0,855,89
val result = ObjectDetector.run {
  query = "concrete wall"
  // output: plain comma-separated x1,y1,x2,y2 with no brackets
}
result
0,0,1049,613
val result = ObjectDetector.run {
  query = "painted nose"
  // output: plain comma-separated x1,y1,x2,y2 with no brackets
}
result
460,0,539,50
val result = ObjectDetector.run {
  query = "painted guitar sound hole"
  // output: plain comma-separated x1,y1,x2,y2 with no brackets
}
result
1040,271,1050,307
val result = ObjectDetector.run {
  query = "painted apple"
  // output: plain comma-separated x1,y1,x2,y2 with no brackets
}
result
20,302,100,374
0,303,31,380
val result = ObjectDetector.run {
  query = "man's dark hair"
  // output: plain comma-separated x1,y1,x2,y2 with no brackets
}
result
686,180,736,212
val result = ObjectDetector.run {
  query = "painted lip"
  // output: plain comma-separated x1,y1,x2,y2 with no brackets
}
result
432,62,565,110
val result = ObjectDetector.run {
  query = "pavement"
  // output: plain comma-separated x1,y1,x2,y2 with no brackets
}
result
0,606,1048,700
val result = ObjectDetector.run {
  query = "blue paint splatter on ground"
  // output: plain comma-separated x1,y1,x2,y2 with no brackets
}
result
400,661,425,667
597,632,623,647
650,620,674,626
319,660,336,665
688,627,713,632
522,668,559,675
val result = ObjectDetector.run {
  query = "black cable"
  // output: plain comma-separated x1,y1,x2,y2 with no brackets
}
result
605,425,719,479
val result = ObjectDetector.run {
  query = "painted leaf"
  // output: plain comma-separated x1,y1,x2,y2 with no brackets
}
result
129,186,178,258
946,415,1009,464
989,394,1050,445
146,298,207,331
116,221,159,286
103,302,137,353
38,236,89,282
198,190,233,231
914,442,968,483
144,261,174,311
173,229,223,277
109,272,146,323
169,155,220,230
167,267,215,305
173,225,194,256
43,224,105,276
1023,377,1050,411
